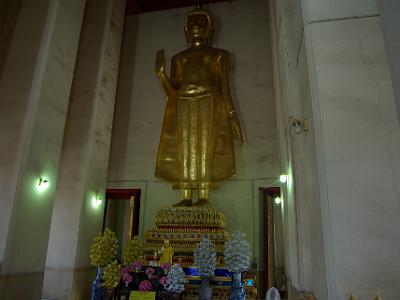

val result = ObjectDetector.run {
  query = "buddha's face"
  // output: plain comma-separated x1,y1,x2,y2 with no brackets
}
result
185,14,211,46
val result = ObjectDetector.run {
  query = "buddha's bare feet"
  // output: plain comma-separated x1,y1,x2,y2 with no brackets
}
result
173,199,193,207
193,199,209,206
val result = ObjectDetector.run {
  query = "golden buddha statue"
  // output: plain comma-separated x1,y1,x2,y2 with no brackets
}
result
159,239,174,264
155,5,244,206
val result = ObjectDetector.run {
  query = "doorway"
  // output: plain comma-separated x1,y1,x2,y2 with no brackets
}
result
102,189,141,261
261,186,285,298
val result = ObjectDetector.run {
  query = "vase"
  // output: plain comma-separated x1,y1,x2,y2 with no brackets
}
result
92,266,107,300
199,277,212,300
229,272,246,300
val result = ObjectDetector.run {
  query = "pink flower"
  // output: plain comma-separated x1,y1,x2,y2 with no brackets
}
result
159,276,168,286
139,280,152,291
160,262,171,272
133,260,143,269
122,266,132,274
145,267,155,275
123,274,133,285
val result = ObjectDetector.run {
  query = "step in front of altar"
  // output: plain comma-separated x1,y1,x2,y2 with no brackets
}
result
183,285,257,300
180,267,258,300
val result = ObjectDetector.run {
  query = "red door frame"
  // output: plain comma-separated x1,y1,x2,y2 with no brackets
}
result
260,186,280,295
103,188,141,236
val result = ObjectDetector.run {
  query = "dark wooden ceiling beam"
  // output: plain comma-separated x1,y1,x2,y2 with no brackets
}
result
126,0,232,15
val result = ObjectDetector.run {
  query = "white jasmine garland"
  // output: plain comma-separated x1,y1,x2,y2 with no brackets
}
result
194,238,216,278
166,264,186,293
224,231,251,273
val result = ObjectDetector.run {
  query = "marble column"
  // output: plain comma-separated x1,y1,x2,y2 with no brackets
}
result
378,0,400,123
42,0,126,299
271,0,400,299
0,0,86,298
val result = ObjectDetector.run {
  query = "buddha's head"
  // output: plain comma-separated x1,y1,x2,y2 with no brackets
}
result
184,5,214,47
164,239,170,246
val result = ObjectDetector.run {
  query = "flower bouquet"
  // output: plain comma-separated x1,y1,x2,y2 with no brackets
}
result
89,228,119,300
194,238,216,300
224,231,252,300
114,261,185,299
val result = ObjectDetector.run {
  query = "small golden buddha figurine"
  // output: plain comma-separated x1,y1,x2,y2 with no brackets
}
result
155,5,244,206
159,239,174,264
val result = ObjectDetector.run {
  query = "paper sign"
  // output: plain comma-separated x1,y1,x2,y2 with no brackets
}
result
129,291,156,300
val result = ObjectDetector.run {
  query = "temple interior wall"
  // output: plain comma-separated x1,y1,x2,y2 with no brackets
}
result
0,0,399,299
107,0,280,272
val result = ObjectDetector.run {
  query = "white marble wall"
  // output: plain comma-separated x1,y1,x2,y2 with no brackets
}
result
108,0,280,269
0,0,86,298
42,0,126,299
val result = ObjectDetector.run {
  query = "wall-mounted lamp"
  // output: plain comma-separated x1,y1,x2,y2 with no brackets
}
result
37,177,49,192
274,196,282,205
279,174,288,183
290,117,309,135
92,196,102,208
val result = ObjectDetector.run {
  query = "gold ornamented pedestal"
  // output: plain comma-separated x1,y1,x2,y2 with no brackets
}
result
143,206,258,300
144,206,229,266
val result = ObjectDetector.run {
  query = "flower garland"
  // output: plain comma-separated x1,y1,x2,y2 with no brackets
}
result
123,236,144,265
166,263,186,293
89,228,119,267
194,238,216,278
224,231,251,273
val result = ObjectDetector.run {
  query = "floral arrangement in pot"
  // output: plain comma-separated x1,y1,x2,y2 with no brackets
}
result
123,236,144,266
120,261,170,292
194,238,216,300
89,228,119,300
89,228,119,268
165,263,186,294
224,231,252,300
112,261,186,298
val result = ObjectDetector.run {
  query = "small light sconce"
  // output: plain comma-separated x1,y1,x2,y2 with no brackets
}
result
37,177,49,192
279,174,288,183
92,196,102,208
274,196,282,205
291,117,309,135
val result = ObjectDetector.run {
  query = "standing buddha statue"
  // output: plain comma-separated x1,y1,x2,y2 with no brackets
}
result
154,5,244,206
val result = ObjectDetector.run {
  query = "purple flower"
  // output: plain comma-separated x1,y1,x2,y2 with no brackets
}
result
123,274,133,285
133,260,143,269
139,280,152,291
159,276,168,286
160,262,171,272
122,266,132,274
145,267,155,275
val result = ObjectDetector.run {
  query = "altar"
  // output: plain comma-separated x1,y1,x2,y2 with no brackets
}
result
142,206,258,300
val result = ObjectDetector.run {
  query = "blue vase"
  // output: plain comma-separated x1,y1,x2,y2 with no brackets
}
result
92,266,107,300
199,277,212,300
229,272,245,300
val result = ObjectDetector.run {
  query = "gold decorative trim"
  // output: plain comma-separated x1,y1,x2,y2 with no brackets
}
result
144,206,229,259
155,207,226,228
